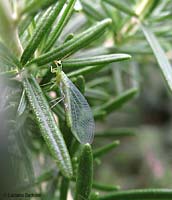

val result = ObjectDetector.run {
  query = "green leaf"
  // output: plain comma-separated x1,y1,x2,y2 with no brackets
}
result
150,11,172,22
93,140,120,158
95,88,138,114
21,0,57,15
141,24,172,92
92,182,120,192
35,169,55,184
66,54,131,77
86,88,110,101
60,177,69,200
21,0,66,65
19,14,34,36
64,33,74,43
98,189,172,200
44,0,76,52
74,75,85,94
81,0,104,21
75,144,93,200
87,76,110,88
0,0,22,57
17,90,27,116
101,2,117,35
0,69,18,79
28,18,112,66
90,192,99,200
103,0,137,17
94,110,107,120
0,42,21,70
67,65,105,77
95,128,136,138
22,73,73,178
63,54,131,68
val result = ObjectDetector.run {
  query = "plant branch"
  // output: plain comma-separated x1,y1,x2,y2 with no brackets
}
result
0,0,23,58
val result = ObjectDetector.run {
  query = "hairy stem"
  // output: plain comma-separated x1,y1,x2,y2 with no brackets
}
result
121,0,158,37
0,0,23,58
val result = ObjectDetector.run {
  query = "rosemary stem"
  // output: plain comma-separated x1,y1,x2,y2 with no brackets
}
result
0,0,23,58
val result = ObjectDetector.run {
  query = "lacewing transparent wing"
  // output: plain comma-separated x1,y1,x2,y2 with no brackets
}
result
61,71,95,144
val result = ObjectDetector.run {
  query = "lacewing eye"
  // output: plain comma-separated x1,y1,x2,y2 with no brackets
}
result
57,61,62,66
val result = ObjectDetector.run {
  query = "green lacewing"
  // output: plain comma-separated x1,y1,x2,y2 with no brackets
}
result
52,60,95,144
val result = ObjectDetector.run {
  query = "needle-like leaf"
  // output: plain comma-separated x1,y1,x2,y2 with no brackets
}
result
141,23,172,92
93,182,120,192
95,88,138,114
75,144,93,200
93,140,120,158
63,54,131,68
102,0,137,17
0,42,21,69
28,18,112,66
81,0,104,21
21,0,66,65
22,73,73,178
44,0,76,52
99,189,172,200
21,0,57,15
95,128,136,138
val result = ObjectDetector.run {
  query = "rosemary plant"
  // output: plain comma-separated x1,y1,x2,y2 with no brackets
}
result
0,0,172,199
